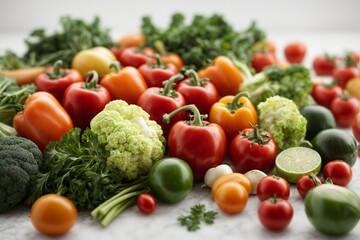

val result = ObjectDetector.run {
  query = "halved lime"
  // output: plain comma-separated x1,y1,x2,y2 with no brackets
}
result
275,147,322,183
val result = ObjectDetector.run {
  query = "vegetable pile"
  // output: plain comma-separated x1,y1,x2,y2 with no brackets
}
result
0,12,360,237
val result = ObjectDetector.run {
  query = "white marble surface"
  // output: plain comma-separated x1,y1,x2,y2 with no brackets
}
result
1,15,360,240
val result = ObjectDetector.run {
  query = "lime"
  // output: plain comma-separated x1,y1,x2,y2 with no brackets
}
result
275,147,322,183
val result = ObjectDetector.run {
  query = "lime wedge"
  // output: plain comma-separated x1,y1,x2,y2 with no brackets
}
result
275,147,322,183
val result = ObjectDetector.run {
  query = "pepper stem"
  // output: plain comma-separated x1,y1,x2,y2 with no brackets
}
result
154,40,168,56
83,70,100,91
158,73,184,97
109,61,122,73
163,104,207,127
227,91,251,112
46,60,66,79
185,69,206,87
150,54,166,69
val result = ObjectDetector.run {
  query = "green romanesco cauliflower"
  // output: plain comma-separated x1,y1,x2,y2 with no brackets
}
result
257,95,307,152
90,100,166,181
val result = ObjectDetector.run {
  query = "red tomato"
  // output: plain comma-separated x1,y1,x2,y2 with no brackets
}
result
313,55,336,76
296,174,322,199
136,193,157,214
229,127,277,174
311,82,343,108
333,66,360,88
258,197,293,231
352,111,360,142
251,52,276,73
30,194,77,236
330,95,360,128
257,176,290,201
284,42,306,64
323,160,353,186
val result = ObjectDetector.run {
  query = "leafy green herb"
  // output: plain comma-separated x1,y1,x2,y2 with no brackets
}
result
141,13,266,69
0,73,36,126
22,16,114,67
0,51,30,70
26,128,124,210
177,204,218,231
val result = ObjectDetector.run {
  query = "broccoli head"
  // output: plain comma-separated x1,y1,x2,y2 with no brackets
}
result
241,65,313,108
257,96,307,152
90,100,166,181
0,136,43,213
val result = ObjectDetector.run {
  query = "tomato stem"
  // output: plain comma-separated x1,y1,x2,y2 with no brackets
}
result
240,124,271,146
158,73,183,97
309,174,321,186
46,60,66,79
83,70,100,91
185,69,207,87
163,104,207,126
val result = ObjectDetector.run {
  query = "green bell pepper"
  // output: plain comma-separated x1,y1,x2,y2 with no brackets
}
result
148,157,193,204
304,184,360,236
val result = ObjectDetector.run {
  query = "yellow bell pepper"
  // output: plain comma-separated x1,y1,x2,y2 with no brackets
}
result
71,47,116,78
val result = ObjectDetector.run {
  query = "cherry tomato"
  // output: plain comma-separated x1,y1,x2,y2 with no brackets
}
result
284,42,306,64
333,66,360,88
258,197,293,231
313,55,336,76
311,82,343,108
211,173,251,197
136,193,157,214
352,111,360,142
251,52,276,73
296,174,322,199
257,176,290,201
330,94,360,128
230,127,277,174
323,160,353,186
30,194,77,236
213,181,249,214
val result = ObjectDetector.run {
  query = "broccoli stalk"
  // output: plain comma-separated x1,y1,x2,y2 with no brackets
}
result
241,65,313,108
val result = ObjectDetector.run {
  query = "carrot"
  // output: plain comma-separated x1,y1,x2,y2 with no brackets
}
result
2,67,45,86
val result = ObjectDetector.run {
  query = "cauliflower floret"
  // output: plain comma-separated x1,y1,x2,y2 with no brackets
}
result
90,100,166,181
258,96,307,152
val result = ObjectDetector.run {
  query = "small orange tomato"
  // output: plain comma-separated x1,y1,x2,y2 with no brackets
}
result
30,194,77,236
116,32,146,48
211,173,251,197
213,181,249,214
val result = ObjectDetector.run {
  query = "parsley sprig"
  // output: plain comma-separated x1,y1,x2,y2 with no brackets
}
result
177,204,217,231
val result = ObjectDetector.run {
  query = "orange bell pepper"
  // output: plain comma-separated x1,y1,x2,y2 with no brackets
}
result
198,56,245,97
209,92,258,141
13,91,73,151
100,61,148,104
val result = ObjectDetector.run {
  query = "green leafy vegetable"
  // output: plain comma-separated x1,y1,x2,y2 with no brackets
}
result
177,204,217,231
26,128,123,210
0,73,36,126
242,65,313,108
141,13,266,69
0,51,30,70
23,16,114,67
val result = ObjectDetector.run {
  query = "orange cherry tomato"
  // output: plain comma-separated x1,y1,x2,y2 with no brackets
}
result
213,181,249,214
116,32,146,48
211,173,251,197
30,194,77,236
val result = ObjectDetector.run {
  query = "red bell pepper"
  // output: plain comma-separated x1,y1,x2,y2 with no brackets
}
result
137,74,186,138
139,54,178,88
176,69,219,115
163,104,227,181
35,60,84,101
117,47,154,68
62,71,111,130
